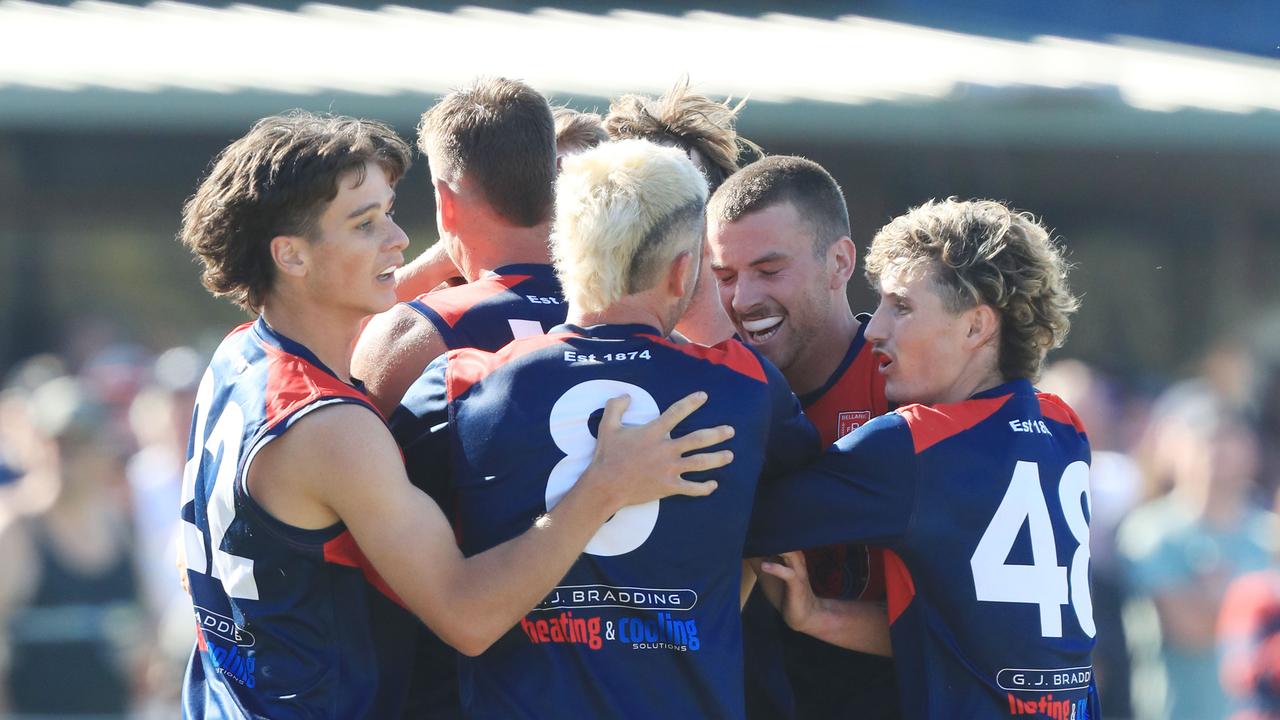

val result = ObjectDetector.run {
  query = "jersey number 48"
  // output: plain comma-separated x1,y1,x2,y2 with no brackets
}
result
970,460,1094,638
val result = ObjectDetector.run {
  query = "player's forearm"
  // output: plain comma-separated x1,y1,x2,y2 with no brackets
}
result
793,598,893,657
443,478,619,655
394,243,460,301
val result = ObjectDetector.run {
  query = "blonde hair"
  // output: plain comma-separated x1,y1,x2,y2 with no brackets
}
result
552,139,708,314
865,198,1079,381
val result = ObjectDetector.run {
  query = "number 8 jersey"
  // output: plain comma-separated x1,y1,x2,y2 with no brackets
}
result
179,318,408,719
390,322,819,719
747,379,1101,720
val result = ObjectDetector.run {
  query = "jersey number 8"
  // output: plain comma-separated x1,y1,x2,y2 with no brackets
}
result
544,379,661,557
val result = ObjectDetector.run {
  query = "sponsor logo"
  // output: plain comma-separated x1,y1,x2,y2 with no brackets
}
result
837,410,872,438
1006,693,1090,719
519,611,603,650
997,667,1093,692
536,585,697,612
195,606,255,648
194,607,257,687
606,612,700,652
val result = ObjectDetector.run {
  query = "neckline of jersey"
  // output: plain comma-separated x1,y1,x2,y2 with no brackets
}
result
969,377,1034,400
489,262,556,279
553,322,664,340
251,316,364,392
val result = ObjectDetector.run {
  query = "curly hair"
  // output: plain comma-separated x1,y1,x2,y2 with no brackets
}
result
865,198,1079,381
604,78,760,193
180,111,411,312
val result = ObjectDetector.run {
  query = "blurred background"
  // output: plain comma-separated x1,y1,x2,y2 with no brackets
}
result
1,1,1278,718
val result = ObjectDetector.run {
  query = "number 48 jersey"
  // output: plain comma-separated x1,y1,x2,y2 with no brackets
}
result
179,318,404,719
390,322,819,719
747,379,1101,720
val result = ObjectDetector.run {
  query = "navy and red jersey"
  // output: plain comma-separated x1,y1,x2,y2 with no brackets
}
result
180,318,412,720
388,322,819,719
743,315,898,720
405,263,566,351
748,379,1101,720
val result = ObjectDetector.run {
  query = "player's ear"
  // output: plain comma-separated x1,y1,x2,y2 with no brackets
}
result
963,303,1000,351
271,234,309,278
829,236,856,290
435,178,459,235
668,250,696,298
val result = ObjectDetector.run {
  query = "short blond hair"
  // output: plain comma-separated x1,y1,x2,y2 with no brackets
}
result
865,198,1079,381
552,139,708,314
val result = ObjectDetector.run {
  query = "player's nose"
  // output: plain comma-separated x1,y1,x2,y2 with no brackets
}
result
865,301,890,344
385,221,410,253
729,274,763,316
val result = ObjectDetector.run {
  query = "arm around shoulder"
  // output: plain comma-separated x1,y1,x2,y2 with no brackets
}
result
352,304,450,417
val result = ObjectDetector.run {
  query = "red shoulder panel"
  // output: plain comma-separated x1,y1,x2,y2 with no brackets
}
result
897,394,1011,455
445,332,577,402
262,346,374,426
641,335,766,384
416,274,530,328
323,530,407,609
1037,393,1087,435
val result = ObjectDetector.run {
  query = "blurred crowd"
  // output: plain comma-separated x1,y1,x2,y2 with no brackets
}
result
3,330,1280,720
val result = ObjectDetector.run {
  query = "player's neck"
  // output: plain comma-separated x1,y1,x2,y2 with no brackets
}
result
453,218,552,282
785,307,860,396
259,296,361,384
569,299,669,336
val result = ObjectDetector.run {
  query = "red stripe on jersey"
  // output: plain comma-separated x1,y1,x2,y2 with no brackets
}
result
322,531,408,609
415,274,530,328
884,550,915,625
897,394,1011,455
262,345,375,426
1037,393,1088,435
445,332,578,402
641,335,767,384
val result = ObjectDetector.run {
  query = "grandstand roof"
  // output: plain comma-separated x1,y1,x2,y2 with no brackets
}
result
3,1,1279,146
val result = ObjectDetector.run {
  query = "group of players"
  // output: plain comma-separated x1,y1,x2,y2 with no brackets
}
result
178,76,1099,719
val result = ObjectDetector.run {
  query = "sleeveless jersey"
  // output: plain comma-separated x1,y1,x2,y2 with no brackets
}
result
389,323,819,719
747,379,1101,720
743,315,898,720
397,262,568,718
179,318,407,719
405,263,566,350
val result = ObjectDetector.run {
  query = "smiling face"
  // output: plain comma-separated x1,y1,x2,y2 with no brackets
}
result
302,161,408,318
864,264,978,406
708,201,838,383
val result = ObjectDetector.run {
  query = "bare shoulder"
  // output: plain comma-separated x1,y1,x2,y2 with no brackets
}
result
248,402,402,529
353,303,447,414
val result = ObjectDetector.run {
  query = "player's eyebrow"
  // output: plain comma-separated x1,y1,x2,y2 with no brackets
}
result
748,252,788,267
346,192,395,220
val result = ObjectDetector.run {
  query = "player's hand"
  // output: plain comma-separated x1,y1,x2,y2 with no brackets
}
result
581,391,732,511
393,241,462,300
759,551,820,633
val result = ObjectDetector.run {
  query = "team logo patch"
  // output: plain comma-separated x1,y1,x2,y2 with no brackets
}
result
837,410,872,438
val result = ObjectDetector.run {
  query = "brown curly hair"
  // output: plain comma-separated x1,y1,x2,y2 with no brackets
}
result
180,111,411,312
865,198,1079,381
